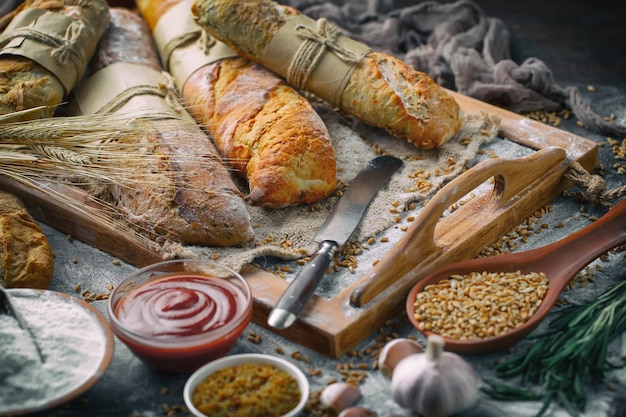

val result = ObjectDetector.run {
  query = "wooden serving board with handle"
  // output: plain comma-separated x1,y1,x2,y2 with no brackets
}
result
0,91,598,358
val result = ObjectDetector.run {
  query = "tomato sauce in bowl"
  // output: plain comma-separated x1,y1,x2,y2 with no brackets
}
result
108,260,252,373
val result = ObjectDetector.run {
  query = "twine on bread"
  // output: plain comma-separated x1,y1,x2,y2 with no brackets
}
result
159,30,217,71
565,162,626,206
160,31,200,69
0,3,107,92
94,72,184,116
287,17,361,90
197,30,216,54
50,19,83,64
0,20,85,68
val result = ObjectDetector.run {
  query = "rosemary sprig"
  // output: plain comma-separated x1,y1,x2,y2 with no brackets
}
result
482,280,626,417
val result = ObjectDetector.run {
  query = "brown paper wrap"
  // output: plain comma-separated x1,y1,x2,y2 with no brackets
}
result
262,15,370,107
192,0,462,149
153,0,238,92
0,7,106,93
68,62,190,120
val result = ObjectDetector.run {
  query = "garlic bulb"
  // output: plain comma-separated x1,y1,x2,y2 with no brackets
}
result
378,338,423,378
390,334,478,417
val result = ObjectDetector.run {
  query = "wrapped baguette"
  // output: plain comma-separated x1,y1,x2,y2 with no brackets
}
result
0,0,109,121
135,0,337,208
68,8,254,247
192,0,462,149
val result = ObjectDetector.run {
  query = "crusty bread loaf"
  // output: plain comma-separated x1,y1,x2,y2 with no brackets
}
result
192,0,462,149
70,8,254,246
0,190,54,290
183,57,336,208
135,0,337,208
0,0,109,120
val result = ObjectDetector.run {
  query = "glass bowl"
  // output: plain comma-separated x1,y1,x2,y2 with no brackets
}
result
107,259,252,373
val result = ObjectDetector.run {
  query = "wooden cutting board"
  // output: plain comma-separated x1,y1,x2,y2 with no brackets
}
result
0,91,598,358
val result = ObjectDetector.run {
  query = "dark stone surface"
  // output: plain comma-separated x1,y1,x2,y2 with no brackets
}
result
8,1,626,416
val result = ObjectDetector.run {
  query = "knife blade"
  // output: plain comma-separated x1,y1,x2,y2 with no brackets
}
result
267,155,403,329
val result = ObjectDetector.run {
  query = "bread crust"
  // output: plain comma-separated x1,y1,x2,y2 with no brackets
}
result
85,8,254,246
0,0,109,120
343,54,462,149
183,59,337,208
136,0,337,208
0,191,54,289
192,0,462,149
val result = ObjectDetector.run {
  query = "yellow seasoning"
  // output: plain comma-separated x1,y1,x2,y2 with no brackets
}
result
192,363,301,417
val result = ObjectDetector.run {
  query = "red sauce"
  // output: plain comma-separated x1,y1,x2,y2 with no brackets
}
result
112,273,251,373
115,275,243,337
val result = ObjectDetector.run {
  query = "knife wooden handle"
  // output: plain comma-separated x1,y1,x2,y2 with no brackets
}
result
268,241,338,329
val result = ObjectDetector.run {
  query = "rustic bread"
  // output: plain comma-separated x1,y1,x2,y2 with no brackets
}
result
183,58,337,208
135,0,337,208
70,8,254,246
0,0,109,120
192,0,462,149
0,190,54,290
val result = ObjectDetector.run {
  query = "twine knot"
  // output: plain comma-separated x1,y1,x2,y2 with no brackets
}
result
96,72,182,116
565,161,626,206
160,71,185,114
287,18,361,90
197,29,215,54
51,20,83,64
160,30,214,70
584,173,607,201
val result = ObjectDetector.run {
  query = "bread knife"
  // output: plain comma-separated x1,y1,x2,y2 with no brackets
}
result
267,155,403,329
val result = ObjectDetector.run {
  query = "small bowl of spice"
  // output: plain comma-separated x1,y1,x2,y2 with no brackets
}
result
183,353,309,417
107,259,253,373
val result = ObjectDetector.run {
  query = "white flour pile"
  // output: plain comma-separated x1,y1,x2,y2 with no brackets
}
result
0,291,108,412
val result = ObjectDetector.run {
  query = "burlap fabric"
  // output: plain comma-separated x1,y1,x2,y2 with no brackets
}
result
162,108,500,271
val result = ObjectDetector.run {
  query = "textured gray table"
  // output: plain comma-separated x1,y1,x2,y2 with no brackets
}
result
28,1,626,416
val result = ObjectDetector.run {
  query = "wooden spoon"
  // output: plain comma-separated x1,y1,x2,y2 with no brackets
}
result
406,197,626,355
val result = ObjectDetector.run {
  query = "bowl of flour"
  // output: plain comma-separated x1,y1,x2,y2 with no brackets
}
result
0,289,114,416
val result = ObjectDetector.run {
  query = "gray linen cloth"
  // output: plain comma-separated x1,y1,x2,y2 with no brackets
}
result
282,0,626,137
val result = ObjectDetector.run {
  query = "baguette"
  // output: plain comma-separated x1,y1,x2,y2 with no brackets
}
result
0,190,54,290
0,0,109,121
192,0,462,149
135,0,337,208
69,8,254,247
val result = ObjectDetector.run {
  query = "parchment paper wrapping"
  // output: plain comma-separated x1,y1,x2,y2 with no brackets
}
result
0,6,107,93
67,62,188,119
261,14,370,107
152,0,239,92
160,108,500,272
